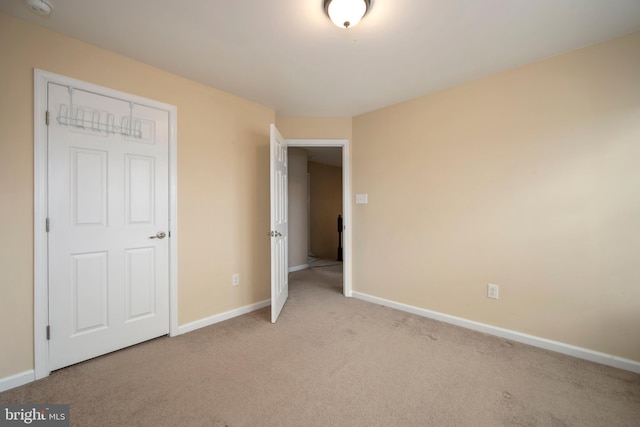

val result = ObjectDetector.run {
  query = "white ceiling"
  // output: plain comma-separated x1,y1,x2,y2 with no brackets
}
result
2,0,640,116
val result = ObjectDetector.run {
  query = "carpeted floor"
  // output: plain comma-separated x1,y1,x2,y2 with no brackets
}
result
2,263,639,426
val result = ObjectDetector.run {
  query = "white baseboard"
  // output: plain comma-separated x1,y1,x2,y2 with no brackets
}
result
351,292,640,374
289,264,309,273
0,370,35,393
177,299,270,335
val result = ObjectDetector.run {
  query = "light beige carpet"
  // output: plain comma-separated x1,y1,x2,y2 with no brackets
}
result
2,264,639,426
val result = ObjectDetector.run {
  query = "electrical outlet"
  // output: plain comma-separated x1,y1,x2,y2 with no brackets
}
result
488,284,499,300
232,273,240,287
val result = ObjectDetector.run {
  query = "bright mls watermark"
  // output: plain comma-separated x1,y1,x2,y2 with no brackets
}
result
0,405,69,426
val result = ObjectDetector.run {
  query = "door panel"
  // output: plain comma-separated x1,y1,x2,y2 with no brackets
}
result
270,124,289,323
72,149,107,226
125,247,156,321
72,251,108,334
126,155,155,224
48,82,170,370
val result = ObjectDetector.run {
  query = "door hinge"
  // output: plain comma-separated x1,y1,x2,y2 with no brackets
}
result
45,111,50,126
46,325,50,340
46,218,50,233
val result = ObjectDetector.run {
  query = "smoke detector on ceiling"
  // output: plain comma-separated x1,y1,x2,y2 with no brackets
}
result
25,0,54,16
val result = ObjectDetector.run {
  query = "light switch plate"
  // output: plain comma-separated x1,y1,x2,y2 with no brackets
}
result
356,194,368,204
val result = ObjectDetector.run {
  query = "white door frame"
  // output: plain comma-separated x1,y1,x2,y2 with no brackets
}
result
33,69,179,379
287,139,351,297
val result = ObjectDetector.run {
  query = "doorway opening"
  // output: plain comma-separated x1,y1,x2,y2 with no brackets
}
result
287,139,351,297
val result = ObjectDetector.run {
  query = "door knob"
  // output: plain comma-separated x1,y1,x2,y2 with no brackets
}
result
150,231,166,239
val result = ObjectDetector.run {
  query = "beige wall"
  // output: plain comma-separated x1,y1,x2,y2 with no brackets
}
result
288,148,309,269
352,31,640,361
275,116,352,140
0,13,274,379
309,162,343,260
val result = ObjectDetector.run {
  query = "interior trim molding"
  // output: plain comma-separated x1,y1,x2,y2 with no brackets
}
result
289,264,309,273
177,300,270,336
0,370,35,393
351,292,640,374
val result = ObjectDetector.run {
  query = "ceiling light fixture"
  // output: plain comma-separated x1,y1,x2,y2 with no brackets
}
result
324,0,371,29
24,0,54,16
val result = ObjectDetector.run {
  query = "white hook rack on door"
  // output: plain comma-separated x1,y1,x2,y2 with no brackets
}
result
55,86,143,139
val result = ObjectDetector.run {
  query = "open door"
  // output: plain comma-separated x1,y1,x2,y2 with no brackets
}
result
270,124,288,323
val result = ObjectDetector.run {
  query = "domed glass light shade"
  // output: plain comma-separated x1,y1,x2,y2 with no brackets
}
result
324,0,371,29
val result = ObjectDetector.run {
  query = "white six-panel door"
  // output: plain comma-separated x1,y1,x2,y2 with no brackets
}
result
270,124,288,323
47,82,170,370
